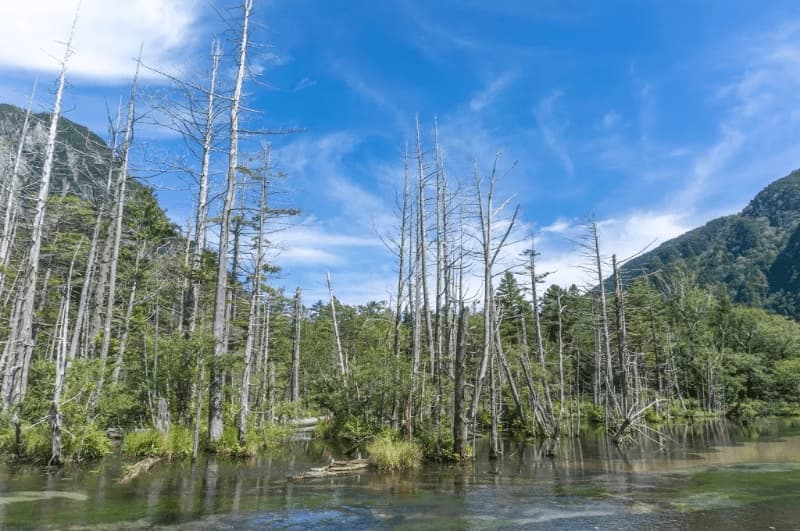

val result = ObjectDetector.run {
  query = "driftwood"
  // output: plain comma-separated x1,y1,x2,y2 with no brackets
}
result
119,456,164,484
289,415,331,428
290,458,369,481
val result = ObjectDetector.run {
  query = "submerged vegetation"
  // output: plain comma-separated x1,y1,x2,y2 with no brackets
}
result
0,0,799,471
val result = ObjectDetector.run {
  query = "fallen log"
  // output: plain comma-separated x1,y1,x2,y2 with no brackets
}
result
119,456,164,484
287,415,332,428
290,458,369,481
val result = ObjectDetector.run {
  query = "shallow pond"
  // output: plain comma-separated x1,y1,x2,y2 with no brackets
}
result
1,419,800,529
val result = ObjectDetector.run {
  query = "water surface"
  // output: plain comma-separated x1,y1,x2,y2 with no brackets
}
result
1,419,799,529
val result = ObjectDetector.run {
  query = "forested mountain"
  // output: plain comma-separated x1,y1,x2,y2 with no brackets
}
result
0,103,111,203
621,170,800,317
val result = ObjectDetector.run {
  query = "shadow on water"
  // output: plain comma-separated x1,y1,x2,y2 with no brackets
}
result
1,418,799,529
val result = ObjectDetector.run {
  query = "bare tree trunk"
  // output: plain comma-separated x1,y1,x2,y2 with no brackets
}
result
414,118,435,380
238,147,269,445
452,306,469,460
327,272,346,375
68,104,123,362
391,148,409,428
525,238,556,433
209,0,252,445
94,52,141,406
489,354,500,457
431,117,444,445
612,254,629,415
408,183,420,438
111,248,142,385
188,41,221,334
556,292,566,421
3,8,79,408
589,219,619,417
468,158,519,434
50,239,82,464
495,327,526,428
0,82,36,298
289,287,302,403
257,297,271,428
192,364,204,460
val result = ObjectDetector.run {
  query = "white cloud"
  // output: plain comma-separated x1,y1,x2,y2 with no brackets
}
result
0,0,202,82
469,71,518,112
274,246,339,266
500,210,697,291
293,77,317,92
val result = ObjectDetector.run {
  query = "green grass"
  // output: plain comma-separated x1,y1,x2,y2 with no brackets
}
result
367,432,422,471
122,426,192,459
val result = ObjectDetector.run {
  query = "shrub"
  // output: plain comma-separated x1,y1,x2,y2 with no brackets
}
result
67,423,112,460
22,424,52,463
123,426,193,459
123,429,164,457
166,426,193,458
367,432,422,471
583,403,605,425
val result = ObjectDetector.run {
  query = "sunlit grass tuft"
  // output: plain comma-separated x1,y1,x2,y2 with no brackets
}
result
367,432,422,471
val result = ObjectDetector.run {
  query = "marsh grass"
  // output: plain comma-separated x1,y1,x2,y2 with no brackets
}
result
367,432,422,471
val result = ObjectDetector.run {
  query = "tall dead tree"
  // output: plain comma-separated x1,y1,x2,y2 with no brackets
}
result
209,0,253,445
327,272,346,376
415,117,435,379
468,156,519,456
50,240,83,464
0,82,37,298
2,7,79,408
94,52,141,405
587,218,619,418
452,305,469,460
389,147,410,427
524,238,557,436
67,102,123,362
188,40,222,334
238,147,270,445
289,287,302,403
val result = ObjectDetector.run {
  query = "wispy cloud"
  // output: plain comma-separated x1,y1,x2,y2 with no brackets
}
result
676,22,800,207
469,71,518,112
534,91,574,176
293,77,317,92
328,60,407,128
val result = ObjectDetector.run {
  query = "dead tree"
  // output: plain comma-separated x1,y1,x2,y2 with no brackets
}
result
94,52,141,406
289,287,302,403
327,272,346,376
452,306,469,460
50,240,83,464
209,0,253,445
3,7,79,408
238,146,270,445
188,40,222,333
0,82,36,298
468,156,519,456
67,102,122,362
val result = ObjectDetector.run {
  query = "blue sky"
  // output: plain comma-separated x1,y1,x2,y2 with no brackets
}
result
2,0,800,304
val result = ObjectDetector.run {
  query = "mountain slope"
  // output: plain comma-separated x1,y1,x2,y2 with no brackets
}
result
0,103,112,204
622,169,800,317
